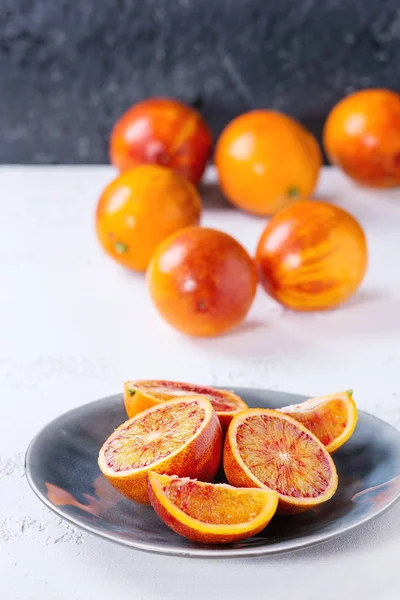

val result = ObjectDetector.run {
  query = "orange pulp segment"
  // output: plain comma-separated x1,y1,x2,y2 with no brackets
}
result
279,391,357,453
148,472,278,544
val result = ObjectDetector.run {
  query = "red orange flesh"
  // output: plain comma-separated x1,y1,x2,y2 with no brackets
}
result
98,397,222,504
124,380,248,430
224,409,338,513
148,472,278,544
280,391,358,453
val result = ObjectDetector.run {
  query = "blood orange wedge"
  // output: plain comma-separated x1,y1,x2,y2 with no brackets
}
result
124,380,248,431
279,391,357,453
224,409,338,514
98,397,222,505
147,472,278,544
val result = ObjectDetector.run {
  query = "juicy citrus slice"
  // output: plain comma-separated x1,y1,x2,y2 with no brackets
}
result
124,380,248,431
279,391,357,453
224,409,338,514
147,472,278,544
98,397,222,505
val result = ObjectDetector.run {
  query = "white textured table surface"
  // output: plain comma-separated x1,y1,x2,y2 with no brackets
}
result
1,166,400,600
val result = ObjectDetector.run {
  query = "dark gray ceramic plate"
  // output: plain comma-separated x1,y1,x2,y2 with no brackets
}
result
26,388,400,557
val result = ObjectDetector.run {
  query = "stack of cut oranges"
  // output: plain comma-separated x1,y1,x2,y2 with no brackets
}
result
98,380,357,544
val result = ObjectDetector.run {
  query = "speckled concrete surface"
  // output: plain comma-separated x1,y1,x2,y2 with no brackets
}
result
1,166,400,599
1,0,400,163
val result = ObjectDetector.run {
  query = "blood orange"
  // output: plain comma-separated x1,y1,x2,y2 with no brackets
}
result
279,391,357,453
323,88,400,187
124,380,248,431
147,472,278,544
109,98,212,185
224,409,338,513
215,110,321,216
147,227,257,337
255,200,367,311
98,397,222,504
95,165,201,272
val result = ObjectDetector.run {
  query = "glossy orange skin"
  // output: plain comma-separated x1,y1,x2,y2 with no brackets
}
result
324,88,400,187
147,227,258,337
215,110,322,216
110,98,213,185
255,200,367,311
96,165,201,272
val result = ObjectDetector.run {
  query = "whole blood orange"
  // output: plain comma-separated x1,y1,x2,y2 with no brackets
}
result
98,397,222,504
224,409,338,514
147,227,258,337
324,88,400,187
255,200,367,311
280,390,358,454
109,98,212,185
215,110,322,216
148,472,278,544
96,165,201,272
124,380,248,431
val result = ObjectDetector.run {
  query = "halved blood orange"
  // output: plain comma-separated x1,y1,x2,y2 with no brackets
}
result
279,391,357,453
147,472,278,544
224,409,338,514
124,380,248,431
98,397,222,505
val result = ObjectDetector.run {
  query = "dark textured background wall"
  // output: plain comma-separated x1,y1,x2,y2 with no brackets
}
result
1,0,400,164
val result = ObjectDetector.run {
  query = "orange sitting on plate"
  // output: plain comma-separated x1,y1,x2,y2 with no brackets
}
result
98,397,222,505
223,409,338,514
109,97,212,185
324,88,400,187
95,165,201,272
148,472,278,544
147,227,258,337
279,390,358,453
124,379,248,431
215,110,322,216
255,199,368,311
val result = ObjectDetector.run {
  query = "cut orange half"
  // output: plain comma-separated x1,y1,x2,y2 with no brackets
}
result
224,409,338,514
279,391,357,453
98,397,222,505
147,472,278,544
124,380,248,431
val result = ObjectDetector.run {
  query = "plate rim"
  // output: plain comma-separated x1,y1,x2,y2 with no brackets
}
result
25,389,400,558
